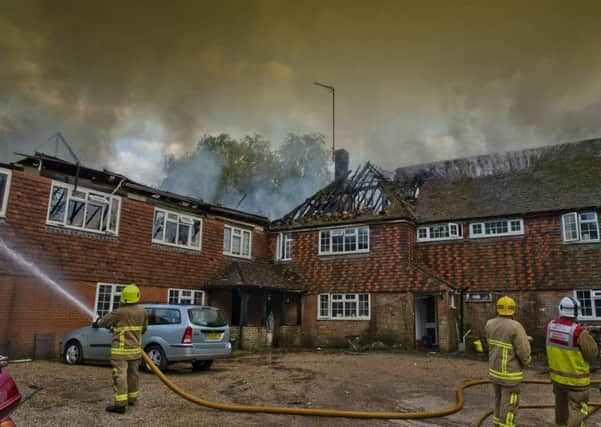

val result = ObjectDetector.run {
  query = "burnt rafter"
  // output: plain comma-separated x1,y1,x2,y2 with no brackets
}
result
276,162,415,225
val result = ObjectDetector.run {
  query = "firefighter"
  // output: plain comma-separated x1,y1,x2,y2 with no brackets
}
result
96,283,148,414
545,296,599,427
485,296,532,427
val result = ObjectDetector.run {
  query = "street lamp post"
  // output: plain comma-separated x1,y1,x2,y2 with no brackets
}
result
314,81,335,159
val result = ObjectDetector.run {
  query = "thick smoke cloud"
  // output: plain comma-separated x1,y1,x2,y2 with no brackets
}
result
1,1,601,180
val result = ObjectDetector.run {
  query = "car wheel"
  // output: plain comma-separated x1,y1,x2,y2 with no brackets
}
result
144,344,167,372
63,340,83,365
192,360,213,371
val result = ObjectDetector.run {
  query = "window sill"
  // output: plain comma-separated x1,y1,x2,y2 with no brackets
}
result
46,225,119,240
416,239,463,245
318,252,369,259
317,318,371,321
467,235,525,242
223,254,252,261
562,240,600,246
151,243,202,255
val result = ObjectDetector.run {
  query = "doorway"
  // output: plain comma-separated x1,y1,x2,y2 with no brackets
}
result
415,294,437,347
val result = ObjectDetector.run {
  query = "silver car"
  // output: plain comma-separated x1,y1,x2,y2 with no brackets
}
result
60,304,231,371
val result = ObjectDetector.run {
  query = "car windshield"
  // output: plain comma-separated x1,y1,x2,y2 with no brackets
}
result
188,308,226,327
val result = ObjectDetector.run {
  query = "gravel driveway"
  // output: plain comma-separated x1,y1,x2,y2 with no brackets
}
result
6,350,597,426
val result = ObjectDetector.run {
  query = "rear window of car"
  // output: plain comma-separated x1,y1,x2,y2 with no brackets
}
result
147,308,181,325
188,308,226,327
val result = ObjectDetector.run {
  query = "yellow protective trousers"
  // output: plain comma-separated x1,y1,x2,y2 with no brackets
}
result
111,359,140,407
492,383,519,427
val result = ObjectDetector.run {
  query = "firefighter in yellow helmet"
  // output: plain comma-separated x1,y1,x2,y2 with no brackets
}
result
96,284,148,414
485,296,532,427
545,296,598,427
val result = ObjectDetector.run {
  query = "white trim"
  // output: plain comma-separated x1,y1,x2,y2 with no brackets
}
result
417,223,463,242
223,224,252,258
94,283,126,318
316,293,371,320
152,207,203,251
318,226,370,255
465,292,493,302
574,289,601,320
46,180,122,236
167,288,205,305
276,232,293,261
562,212,600,243
0,167,12,218
469,218,524,239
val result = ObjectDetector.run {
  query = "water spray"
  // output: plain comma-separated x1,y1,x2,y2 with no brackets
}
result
0,237,96,320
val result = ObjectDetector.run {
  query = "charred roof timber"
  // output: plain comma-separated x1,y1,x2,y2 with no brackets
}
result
272,162,415,228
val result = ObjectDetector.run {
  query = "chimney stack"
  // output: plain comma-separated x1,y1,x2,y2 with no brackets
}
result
334,149,349,180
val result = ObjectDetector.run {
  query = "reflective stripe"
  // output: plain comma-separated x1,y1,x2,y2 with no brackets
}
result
505,411,515,426
581,402,588,415
114,326,144,332
489,368,523,381
111,347,142,356
509,392,519,405
493,416,501,425
128,391,139,398
114,393,128,402
487,338,513,349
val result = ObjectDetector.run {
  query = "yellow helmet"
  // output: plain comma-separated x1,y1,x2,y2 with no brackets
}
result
496,296,516,316
120,284,141,304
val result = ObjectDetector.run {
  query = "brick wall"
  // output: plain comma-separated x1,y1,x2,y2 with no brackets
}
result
415,213,601,292
0,170,268,357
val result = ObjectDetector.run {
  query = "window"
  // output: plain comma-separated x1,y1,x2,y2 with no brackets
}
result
470,219,524,239
47,182,121,235
94,283,126,317
152,208,202,250
417,223,462,242
223,225,252,258
465,292,493,302
276,232,292,261
147,308,182,325
574,289,601,319
562,212,599,243
319,226,369,255
168,288,204,305
317,293,370,320
0,168,11,218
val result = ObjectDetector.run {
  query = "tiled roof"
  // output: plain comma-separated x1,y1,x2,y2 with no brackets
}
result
207,261,303,292
395,138,601,223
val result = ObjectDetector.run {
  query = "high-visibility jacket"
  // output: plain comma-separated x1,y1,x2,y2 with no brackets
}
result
545,318,599,388
98,304,148,360
485,316,532,386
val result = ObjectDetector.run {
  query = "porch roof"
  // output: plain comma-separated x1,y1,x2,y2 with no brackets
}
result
206,261,303,292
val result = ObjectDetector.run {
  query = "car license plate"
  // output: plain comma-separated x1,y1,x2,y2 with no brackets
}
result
207,332,221,340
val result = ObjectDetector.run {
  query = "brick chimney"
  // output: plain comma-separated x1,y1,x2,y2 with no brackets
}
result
334,149,349,180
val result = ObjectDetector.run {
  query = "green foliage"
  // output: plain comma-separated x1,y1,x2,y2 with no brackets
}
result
160,132,331,218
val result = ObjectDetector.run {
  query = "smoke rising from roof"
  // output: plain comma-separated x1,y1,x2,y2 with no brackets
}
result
1,1,601,184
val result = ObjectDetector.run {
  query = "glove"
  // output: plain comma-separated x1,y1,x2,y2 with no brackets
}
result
92,318,100,329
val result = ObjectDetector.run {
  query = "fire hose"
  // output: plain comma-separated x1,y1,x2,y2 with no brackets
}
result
141,352,601,421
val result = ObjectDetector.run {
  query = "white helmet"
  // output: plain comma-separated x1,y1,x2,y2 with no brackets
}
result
558,296,580,318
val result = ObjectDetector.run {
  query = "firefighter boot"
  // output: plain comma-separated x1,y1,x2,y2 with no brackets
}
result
105,405,126,414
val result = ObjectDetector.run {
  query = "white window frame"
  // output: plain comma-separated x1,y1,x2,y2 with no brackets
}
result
167,288,205,305
417,223,463,242
94,283,126,318
46,181,121,235
223,224,252,258
562,212,600,243
465,292,493,302
469,218,524,239
318,226,370,255
0,168,11,218
276,232,292,261
317,293,371,320
152,207,203,251
574,289,601,320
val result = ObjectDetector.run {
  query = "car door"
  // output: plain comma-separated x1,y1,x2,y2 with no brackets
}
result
84,326,112,361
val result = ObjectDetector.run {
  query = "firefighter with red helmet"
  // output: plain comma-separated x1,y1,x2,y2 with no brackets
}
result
546,296,599,427
96,284,148,414
485,296,532,427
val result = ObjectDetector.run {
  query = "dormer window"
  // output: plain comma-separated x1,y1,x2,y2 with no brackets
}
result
319,226,369,255
417,223,462,242
562,212,599,243
469,219,523,239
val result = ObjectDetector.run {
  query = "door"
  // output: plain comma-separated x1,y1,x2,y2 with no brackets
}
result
415,294,437,347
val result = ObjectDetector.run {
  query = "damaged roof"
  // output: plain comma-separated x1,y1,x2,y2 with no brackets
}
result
206,261,303,292
271,162,415,229
14,152,269,225
396,138,601,223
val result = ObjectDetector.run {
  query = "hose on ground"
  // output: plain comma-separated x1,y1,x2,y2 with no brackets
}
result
141,352,601,421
